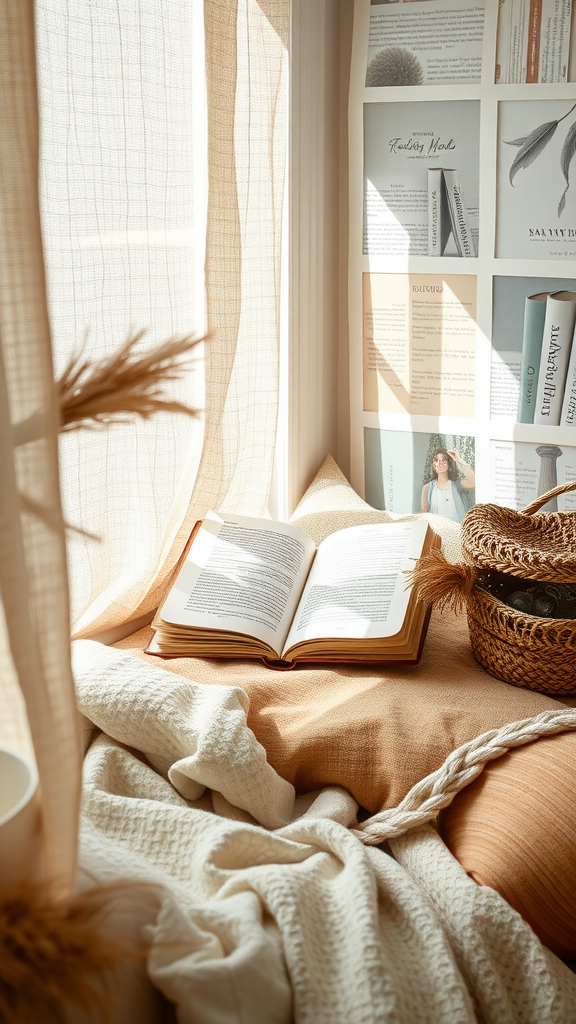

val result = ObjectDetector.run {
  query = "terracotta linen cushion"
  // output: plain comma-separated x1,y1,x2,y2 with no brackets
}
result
114,457,561,814
440,731,576,959
115,611,560,814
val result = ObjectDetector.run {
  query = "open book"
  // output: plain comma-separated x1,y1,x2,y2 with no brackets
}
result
147,512,439,669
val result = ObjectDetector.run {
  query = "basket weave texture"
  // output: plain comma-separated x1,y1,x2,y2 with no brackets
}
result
460,481,576,694
461,496,576,582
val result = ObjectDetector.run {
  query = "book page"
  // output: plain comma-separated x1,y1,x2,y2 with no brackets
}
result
363,273,476,416
159,512,317,653
283,521,428,652
366,0,485,87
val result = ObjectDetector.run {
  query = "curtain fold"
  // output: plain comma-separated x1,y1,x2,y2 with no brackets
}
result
0,0,81,894
136,0,289,623
36,0,208,639
193,0,288,516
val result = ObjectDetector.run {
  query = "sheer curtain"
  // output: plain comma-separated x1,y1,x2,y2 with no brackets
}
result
37,0,288,638
1,0,288,891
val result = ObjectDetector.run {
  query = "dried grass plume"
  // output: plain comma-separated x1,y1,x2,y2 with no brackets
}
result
406,548,476,615
57,329,204,432
0,882,146,1023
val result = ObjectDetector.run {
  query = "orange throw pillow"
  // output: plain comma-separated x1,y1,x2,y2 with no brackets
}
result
441,731,576,959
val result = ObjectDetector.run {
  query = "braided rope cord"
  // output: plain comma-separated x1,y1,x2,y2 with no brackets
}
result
351,707,576,847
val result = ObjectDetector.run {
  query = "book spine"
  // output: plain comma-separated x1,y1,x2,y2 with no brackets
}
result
560,326,576,426
427,168,443,256
442,169,475,258
496,0,512,82
534,292,576,425
559,0,572,81
539,0,572,82
509,0,530,81
517,293,548,423
527,0,543,81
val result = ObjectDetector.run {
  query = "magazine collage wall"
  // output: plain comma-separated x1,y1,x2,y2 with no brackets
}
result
349,0,576,524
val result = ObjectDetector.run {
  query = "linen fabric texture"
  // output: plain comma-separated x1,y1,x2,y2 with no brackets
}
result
74,636,576,1024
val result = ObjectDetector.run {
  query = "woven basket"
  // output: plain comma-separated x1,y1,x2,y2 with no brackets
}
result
410,481,576,694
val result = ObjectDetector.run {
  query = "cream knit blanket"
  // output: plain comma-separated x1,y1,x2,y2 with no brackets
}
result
74,640,576,1024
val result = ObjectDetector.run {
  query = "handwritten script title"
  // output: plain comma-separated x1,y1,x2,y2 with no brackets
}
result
388,136,456,157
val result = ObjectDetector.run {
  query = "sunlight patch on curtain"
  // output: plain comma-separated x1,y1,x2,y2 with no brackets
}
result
36,0,288,639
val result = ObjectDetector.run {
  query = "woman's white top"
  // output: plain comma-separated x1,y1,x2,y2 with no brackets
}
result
428,479,459,522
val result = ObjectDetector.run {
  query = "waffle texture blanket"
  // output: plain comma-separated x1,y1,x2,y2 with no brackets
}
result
74,639,576,1024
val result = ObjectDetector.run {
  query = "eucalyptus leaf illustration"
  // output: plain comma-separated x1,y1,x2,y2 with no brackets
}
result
558,120,576,217
504,102,576,209
507,120,558,185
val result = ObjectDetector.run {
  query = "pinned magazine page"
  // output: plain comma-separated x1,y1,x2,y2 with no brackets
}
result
364,100,480,257
490,439,576,509
490,275,576,420
496,99,576,260
364,427,476,523
366,0,485,87
363,273,477,416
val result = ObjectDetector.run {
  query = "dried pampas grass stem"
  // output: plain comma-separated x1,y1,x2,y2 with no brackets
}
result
57,329,203,432
0,882,146,1024
406,548,476,616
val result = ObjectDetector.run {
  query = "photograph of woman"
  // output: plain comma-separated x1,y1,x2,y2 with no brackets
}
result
421,448,475,523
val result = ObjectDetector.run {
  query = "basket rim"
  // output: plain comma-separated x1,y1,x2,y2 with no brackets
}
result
461,502,576,581
464,552,576,582
471,581,576,629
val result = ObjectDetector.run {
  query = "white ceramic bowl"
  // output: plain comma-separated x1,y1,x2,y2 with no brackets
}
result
0,746,41,888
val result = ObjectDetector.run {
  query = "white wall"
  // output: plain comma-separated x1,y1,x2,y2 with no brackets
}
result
280,0,352,516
